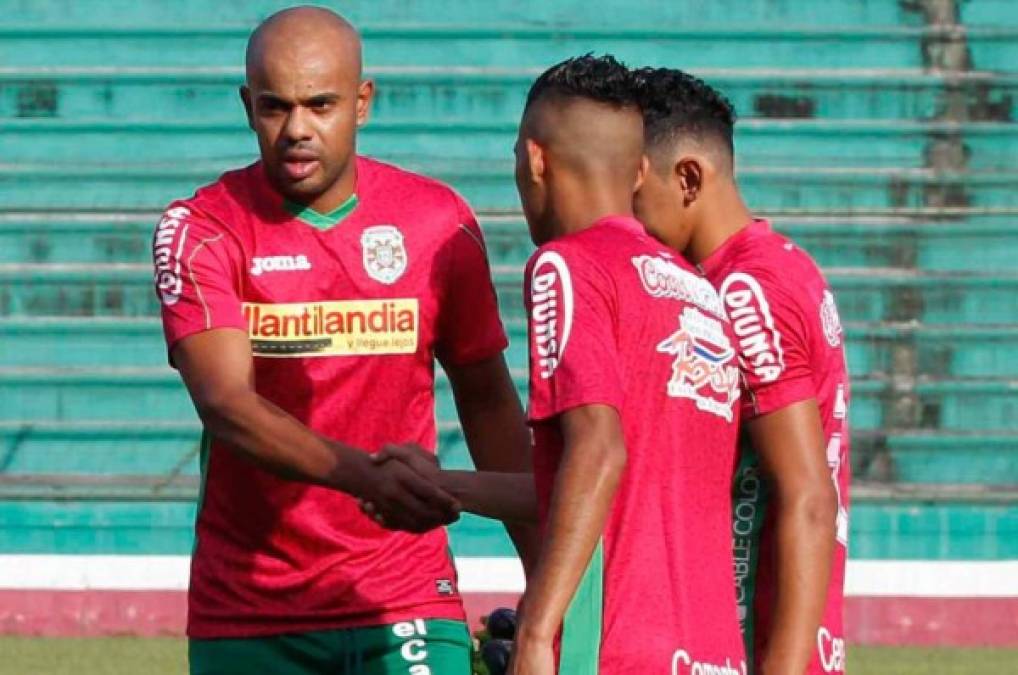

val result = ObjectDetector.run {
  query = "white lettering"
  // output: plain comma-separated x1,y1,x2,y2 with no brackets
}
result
401,639,427,662
720,273,785,383
250,254,313,276
817,627,846,672
671,648,747,675
152,206,191,306
529,251,573,379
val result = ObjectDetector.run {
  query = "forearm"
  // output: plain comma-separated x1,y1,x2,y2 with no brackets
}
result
197,390,367,494
458,392,541,572
515,441,624,643
760,494,837,675
439,470,538,523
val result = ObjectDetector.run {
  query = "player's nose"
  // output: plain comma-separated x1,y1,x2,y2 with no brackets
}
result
282,106,313,143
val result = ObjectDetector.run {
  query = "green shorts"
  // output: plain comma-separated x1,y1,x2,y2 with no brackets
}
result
189,619,472,675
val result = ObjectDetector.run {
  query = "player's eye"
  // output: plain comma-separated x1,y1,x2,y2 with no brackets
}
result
259,99,288,114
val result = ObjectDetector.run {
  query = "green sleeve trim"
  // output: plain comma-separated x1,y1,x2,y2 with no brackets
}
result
285,192,359,229
560,539,604,674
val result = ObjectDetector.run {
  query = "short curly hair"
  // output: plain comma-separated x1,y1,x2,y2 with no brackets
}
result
633,67,737,164
525,53,639,111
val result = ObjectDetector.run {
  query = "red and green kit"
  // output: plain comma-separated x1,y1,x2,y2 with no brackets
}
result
153,156,507,640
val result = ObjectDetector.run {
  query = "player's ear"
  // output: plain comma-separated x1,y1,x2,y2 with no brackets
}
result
240,86,255,131
675,156,704,207
525,138,546,184
633,154,650,193
356,79,375,128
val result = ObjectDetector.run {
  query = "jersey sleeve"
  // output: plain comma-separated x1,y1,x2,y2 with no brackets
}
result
151,202,247,361
434,193,509,366
719,270,815,419
526,245,624,423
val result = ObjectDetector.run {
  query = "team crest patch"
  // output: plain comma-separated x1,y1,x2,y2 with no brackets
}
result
361,225,407,284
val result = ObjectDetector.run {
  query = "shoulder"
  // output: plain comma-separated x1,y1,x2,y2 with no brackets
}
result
360,155,468,217
156,165,256,235
720,231,823,309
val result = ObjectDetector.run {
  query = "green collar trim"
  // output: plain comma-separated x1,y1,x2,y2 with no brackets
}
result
285,193,359,229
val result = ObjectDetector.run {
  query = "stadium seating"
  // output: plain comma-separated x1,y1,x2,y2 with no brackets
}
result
1,0,1015,566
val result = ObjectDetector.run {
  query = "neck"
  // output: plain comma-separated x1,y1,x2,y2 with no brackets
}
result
684,181,754,264
552,179,634,238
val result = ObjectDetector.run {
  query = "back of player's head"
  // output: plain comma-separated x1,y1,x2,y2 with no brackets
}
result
524,53,638,114
633,67,737,174
516,55,645,244
518,54,643,179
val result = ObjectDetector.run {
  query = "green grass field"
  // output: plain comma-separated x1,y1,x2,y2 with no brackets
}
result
0,638,1016,674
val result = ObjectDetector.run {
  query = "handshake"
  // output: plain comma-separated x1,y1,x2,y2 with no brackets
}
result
356,444,461,534
354,445,538,535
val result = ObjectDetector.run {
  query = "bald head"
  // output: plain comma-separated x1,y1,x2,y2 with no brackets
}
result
240,6,374,213
246,6,362,84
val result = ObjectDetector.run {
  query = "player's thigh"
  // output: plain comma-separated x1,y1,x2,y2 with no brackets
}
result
189,631,336,675
359,619,472,675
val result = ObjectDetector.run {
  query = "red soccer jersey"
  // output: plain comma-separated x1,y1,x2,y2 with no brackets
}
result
152,156,507,638
700,219,851,675
525,216,746,674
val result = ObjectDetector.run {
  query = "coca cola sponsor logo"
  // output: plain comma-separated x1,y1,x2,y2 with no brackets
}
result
632,254,725,317
671,648,747,675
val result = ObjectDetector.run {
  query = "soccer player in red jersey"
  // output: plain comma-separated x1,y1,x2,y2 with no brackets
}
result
152,7,535,673
634,68,850,675
507,56,746,675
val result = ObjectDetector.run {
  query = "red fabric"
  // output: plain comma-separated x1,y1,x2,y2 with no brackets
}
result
525,216,746,672
701,219,852,674
152,157,507,638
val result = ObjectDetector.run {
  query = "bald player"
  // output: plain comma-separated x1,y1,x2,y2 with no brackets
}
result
509,55,746,675
633,67,849,675
151,7,535,673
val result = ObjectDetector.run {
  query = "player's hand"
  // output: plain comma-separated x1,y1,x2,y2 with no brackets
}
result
355,447,460,533
354,443,458,533
507,636,555,675
373,443,443,483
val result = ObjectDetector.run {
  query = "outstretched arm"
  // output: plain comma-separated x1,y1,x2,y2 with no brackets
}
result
174,328,460,532
445,354,541,572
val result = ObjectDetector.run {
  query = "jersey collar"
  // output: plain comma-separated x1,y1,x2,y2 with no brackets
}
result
697,218,771,277
285,192,359,230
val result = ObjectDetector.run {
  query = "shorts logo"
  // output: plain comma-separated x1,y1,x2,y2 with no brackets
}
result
435,578,455,596
152,206,190,306
362,225,408,284
250,254,311,276
720,272,785,383
530,250,574,379
243,299,418,357
820,289,843,348
632,254,726,317
392,620,432,674
657,307,740,422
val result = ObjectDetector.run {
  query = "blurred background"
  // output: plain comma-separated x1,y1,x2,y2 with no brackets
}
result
0,0,1015,672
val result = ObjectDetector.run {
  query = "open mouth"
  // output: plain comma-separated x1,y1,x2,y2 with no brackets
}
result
282,157,320,181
